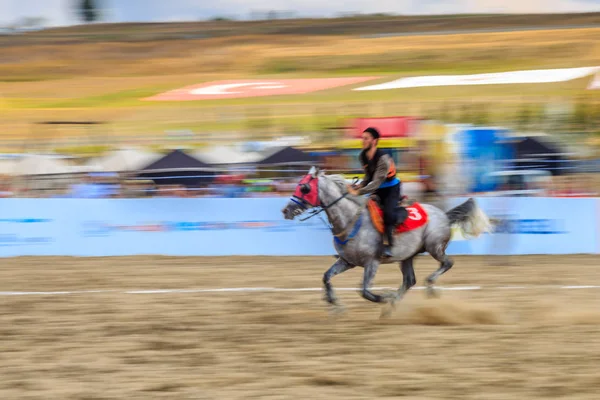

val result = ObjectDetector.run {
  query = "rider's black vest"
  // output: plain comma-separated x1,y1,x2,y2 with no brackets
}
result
359,148,395,185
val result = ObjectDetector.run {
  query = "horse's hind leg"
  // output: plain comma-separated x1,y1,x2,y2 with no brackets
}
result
323,258,354,311
425,242,454,298
360,260,384,304
398,256,417,299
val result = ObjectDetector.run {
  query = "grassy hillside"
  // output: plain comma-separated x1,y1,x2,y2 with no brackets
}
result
0,13,598,153
7,12,599,43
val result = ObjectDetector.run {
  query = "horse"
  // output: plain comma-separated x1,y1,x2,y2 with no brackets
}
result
281,166,493,317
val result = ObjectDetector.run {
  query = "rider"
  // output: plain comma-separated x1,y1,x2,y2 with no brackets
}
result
347,127,401,258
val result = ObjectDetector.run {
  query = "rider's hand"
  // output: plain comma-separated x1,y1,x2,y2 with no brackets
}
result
346,185,358,196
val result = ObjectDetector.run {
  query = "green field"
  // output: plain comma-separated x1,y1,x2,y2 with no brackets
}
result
0,14,599,154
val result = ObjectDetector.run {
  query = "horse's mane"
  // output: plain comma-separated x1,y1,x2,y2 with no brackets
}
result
322,173,367,206
325,174,348,189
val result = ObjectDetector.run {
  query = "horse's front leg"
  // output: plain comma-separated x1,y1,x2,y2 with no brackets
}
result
323,257,354,309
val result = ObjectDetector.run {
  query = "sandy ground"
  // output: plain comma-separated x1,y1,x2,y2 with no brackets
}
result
1,255,600,399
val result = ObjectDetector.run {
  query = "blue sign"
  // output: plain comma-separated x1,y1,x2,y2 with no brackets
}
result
0,197,597,257
62,198,332,257
0,199,63,256
455,127,514,192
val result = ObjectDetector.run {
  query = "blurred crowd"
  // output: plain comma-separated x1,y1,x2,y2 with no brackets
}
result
0,171,596,200
0,173,300,199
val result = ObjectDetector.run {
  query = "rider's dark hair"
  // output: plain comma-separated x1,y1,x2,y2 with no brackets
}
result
363,127,380,140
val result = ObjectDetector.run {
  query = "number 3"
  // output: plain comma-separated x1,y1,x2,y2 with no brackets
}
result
407,207,422,221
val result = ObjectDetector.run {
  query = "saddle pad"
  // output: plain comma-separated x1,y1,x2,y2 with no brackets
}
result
368,199,428,234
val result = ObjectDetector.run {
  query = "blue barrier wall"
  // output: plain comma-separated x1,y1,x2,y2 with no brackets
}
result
446,197,598,255
0,197,597,257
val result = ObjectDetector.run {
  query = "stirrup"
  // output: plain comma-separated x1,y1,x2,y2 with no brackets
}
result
382,246,393,258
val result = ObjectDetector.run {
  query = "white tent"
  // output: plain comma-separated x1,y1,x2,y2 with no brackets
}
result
11,154,73,176
0,159,18,175
86,147,162,172
193,145,261,165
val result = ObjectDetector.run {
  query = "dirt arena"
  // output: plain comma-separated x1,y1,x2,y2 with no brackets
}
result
1,255,600,399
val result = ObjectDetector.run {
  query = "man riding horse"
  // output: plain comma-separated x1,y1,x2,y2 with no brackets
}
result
346,127,402,258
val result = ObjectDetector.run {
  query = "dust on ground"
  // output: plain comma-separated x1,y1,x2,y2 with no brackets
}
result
1,255,600,399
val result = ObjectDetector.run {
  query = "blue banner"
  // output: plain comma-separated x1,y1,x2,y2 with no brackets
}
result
0,197,597,257
455,127,514,192
446,197,598,255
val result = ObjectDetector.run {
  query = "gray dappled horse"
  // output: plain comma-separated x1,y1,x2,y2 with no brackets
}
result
282,166,492,316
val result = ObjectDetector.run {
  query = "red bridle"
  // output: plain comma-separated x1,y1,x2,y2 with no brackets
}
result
292,174,319,207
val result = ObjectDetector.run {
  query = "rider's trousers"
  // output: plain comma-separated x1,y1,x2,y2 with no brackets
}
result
375,182,401,246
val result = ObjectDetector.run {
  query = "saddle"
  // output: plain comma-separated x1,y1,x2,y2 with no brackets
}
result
367,195,429,235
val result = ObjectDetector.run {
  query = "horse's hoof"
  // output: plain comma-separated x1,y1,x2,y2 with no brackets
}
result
379,293,398,319
379,304,395,319
328,304,346,317
382,291,398,301
426,286,439,299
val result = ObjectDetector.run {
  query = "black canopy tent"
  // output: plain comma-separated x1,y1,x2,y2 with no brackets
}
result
256,146,319,166
254,146,320,179
136,149,215,187
512,137,571,176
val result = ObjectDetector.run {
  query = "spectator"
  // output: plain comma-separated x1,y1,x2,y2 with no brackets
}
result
0,175,13,198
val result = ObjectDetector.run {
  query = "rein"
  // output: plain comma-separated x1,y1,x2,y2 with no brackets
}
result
294,191,366,245
291,175,365,245
297,192,348,222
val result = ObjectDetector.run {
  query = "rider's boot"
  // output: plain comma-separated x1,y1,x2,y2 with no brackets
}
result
383,225,394,258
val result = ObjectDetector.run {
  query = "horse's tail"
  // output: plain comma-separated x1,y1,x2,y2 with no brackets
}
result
445,198,492,239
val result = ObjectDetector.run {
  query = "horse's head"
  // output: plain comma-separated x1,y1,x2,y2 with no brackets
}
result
282,166,321,220
282,166,354,220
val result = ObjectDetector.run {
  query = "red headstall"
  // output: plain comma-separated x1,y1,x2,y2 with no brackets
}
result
292,174,319,207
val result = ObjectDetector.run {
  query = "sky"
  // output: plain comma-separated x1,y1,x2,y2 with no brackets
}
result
0,0,598,28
